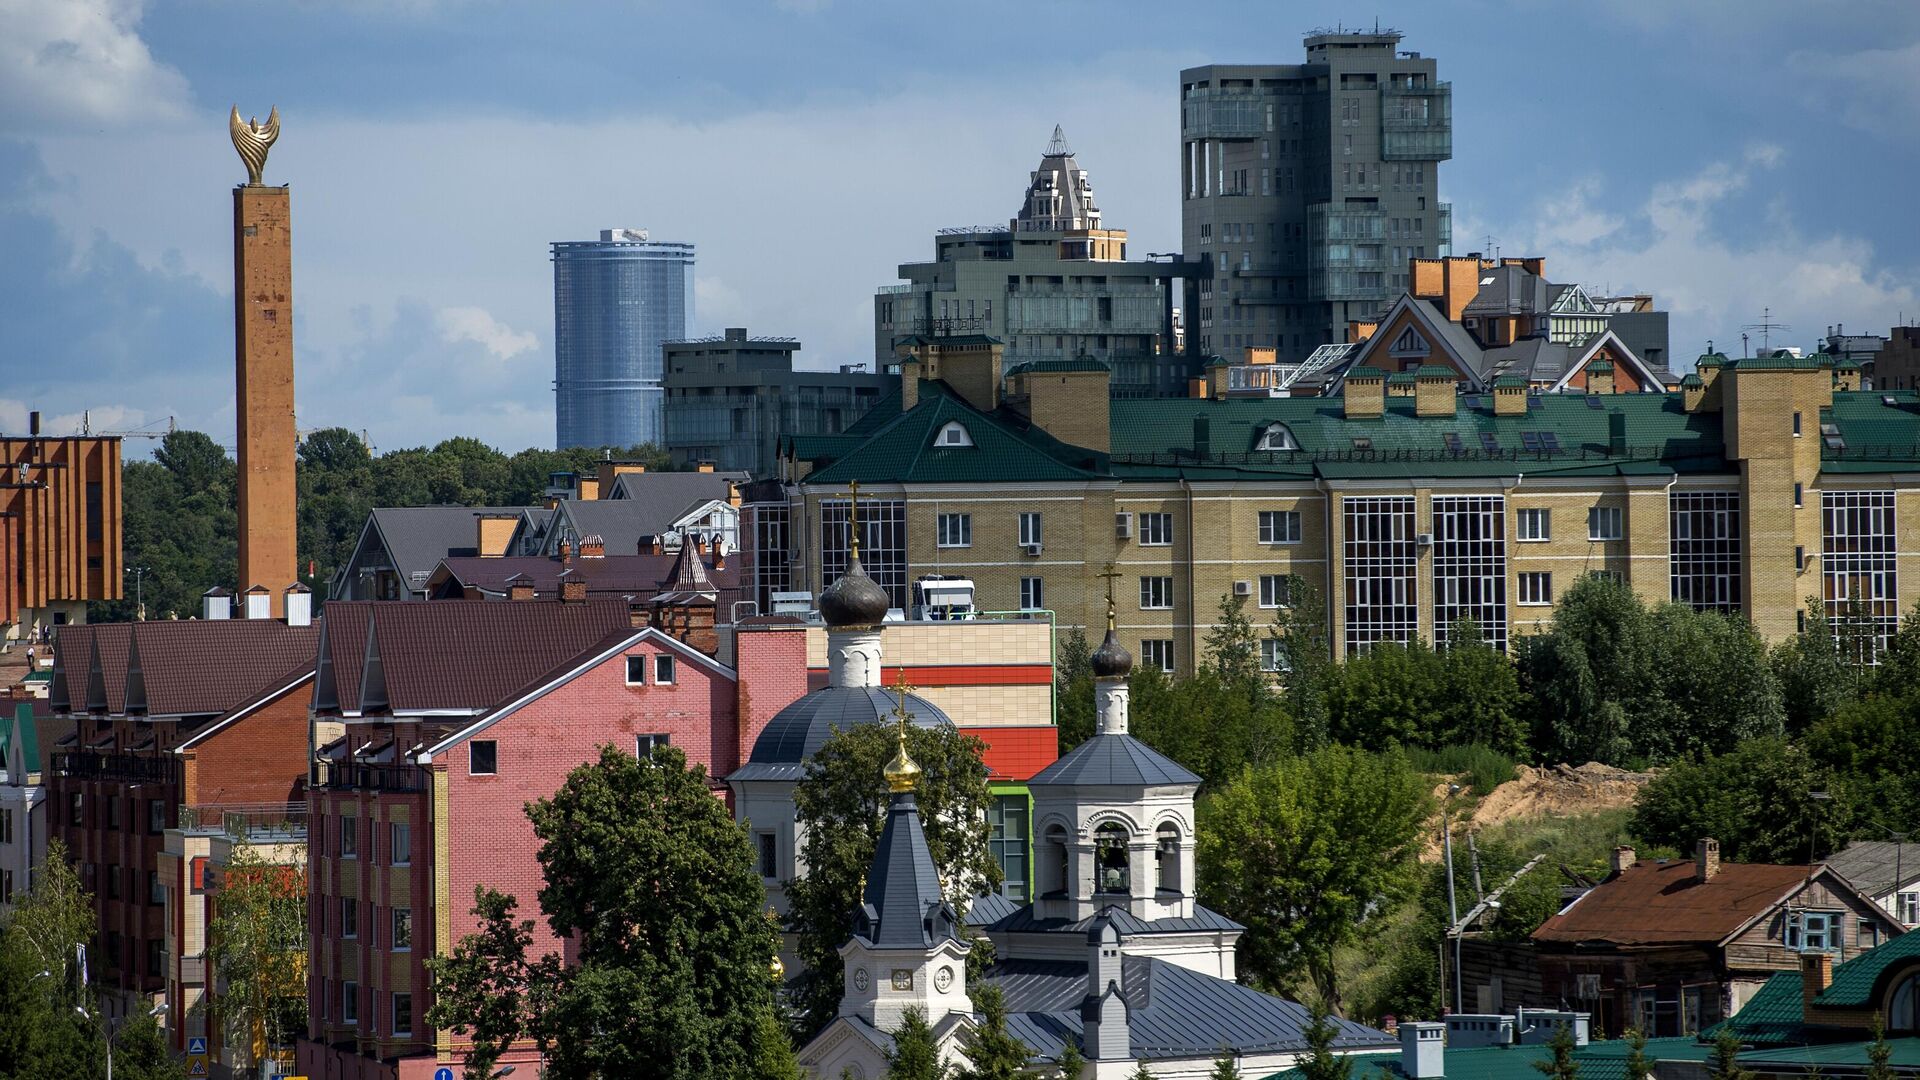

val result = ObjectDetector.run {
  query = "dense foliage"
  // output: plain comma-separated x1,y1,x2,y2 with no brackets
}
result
785,722,998,1037
200,844,307,1071
426,744,789,1079
93,427,670,621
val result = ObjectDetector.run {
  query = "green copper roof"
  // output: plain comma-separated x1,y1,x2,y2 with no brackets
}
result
1006,357,1112,375
1818,925,1920,1007
4,703,38,776
1587,359,1614,372
1698,353,1728,368
1682,374,1704,387
803,381,1100,485
1388,371,1418,384
1416,364,1456,378
1494,375,1527,388
1741,1037,1920,1069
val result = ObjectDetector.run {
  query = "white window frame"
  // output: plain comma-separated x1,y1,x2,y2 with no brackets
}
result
1517,508,1551,542
1588,506,1623,541
1141,639,1176,673
1018,512,1043,548
390,823,411,867
1518,572,1553,606
1261,638,1290,673
1259,574,1290,609
936,513,972,549
1258,510,1302,545
636,733,671,757
1139,576,1174,610
1139,512,1175,547
625,655,646,685
1901,891,1919,924
392,992,413,1038
1019,576,1044,612
654,653,677,686
933,421,973,448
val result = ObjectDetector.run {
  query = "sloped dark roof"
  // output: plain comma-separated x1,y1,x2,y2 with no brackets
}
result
547,489,738,556
175,663,316,752
987,903,1242,936
1029,732,1201,788
1533,858,1813,946
986,954,1390,1062
650,541,721,605
1818,922,1920,1007
803,382,1100,486
316,599,633,714
1259,1036,1714,1080
730,686,950,781
1704,970,1806,1046
604,469,749,503
53,620,316,719
1825,840,1920,898
430,552,743,601
963,891,1025,927
858,791,956,949
365,506,537,592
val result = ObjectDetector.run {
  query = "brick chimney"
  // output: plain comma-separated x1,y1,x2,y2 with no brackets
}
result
1801,953,1835,1016
712,540,726,571
1611,846,1637,876
559,539,574,565
506,574,534,602
558,569,586,603
1695,838,1720,883
579,533,605,559
697,461,716,473
1343,370,1385,419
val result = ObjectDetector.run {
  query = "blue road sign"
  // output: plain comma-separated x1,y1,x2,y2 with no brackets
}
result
435,1068,455,1080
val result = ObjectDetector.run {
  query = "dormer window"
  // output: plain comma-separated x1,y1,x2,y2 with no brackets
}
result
1391,326,1430,355
934,421,973,448
1255,423,1299,452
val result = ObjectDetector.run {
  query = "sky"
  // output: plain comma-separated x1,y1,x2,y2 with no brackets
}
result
3,0,1919,454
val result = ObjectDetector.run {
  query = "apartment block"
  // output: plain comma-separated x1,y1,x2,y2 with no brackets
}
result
0,427,123,642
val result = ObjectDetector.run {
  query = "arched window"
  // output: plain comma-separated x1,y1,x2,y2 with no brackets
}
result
1156,822,1182,893
1044,824,1070,897
933,421,973,448
1095,822,1130,895
1892,972,1920,1033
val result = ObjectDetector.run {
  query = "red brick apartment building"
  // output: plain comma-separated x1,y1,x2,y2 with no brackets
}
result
46,600,319,1033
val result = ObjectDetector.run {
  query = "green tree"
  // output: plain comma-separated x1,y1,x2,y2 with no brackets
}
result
785,722,998,1035
1197,746,1429,1005
1435,620,1527,756
1872,602,1920,699
1269,577,1333,750
1056,627,1096,753
1054,1040,1086,1079
1515,574,1660,764
1206,591,1268,691
1127,1065,1155,1080
955,984,1032,1080
752,1004,807,1080
1630,737,1846,862
1708,1027,1752,1080
201,843,307,1072
1649,607,1782,758
1210,1052,1245,1080
0,840,106,1080
1866,1018,1895,1080
1296,999,1351,1080
1624,1028,1651,1080
425,887,554,1080
430,744,782,1078
109,1009,185,1080
886,1007,948,1080
1532,1023,1579,1080
1325,639,1442,747
1128,664,1291,790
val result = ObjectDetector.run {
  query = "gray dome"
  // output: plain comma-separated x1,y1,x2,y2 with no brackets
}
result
1090,627,1133,679
819,555,890,628
734,686,951,780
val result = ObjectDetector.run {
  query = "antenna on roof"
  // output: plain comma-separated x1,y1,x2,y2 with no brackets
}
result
1742,307,1792,356
1046,124,1071,157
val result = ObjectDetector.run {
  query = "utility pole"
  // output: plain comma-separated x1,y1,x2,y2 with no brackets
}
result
1443,783,1463,1013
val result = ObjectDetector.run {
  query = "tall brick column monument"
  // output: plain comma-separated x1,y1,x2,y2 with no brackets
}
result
230,106,297,616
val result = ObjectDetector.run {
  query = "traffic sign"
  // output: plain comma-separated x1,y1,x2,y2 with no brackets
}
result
186,1036,208,1055
435,1068,455,1080
186,1057,209,1077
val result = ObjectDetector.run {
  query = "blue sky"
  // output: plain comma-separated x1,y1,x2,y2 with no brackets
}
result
3,0,1918,452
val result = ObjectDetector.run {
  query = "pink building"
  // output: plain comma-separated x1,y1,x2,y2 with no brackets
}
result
298,594,740,1080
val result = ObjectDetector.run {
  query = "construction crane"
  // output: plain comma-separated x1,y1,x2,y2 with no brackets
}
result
79,413,178,440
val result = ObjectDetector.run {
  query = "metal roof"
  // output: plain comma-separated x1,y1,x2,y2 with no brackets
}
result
858,791,957,949
1825,840,1920,899
731,686,950,780
1533,858,1815,947
1028,732,1202,788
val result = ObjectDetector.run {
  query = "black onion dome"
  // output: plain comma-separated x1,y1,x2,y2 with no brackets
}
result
1090,627,1133,678
819,555,891,628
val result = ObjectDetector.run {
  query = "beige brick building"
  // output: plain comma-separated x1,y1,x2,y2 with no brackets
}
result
753,339,1920,675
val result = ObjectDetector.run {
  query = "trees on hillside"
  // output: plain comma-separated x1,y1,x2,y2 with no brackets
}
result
785,722,998,1037
426,744,789,1079
1196,745,1429,1007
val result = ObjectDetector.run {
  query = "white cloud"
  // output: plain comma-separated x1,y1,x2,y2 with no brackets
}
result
1787,38,1920,134
0,0,192,133
435,305,538,360
1479,144,1919,359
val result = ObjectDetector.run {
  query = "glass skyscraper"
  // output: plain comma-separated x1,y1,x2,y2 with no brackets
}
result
552,228,696,449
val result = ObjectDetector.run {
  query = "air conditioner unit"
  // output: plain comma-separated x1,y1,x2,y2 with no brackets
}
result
1232,580,1253,597
1115,512,1134,539
1416,532,1434,547
1021,542,1043,557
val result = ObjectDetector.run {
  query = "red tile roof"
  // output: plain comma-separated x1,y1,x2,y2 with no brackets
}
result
317,598,636,714
1533,859,1814,947
430,553,743,600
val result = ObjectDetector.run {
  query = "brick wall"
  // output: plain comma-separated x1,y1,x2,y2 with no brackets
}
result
182,678,311,806
735,624,808,768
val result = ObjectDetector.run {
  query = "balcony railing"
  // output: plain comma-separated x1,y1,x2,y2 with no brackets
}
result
1183,89,1268,139
53,752,176,784
177,802,308,841
312,761,428,793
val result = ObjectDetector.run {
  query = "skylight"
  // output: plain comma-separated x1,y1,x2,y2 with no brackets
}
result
1442,433,1462,452
1479,432,1500,452
1585,395,1604,410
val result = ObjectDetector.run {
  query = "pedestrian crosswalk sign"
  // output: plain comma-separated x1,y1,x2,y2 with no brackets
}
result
186,1037,208,1055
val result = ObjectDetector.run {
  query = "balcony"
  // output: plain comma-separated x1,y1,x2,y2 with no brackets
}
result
177,802,308,841
53,752,176,784
312,761,428,794
1183,89,1267,140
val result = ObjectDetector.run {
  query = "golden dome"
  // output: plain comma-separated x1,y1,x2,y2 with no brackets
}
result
883,721,922,794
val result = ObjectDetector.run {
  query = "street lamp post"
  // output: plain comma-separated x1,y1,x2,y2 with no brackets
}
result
125,566,150,621
1442,783,1463,1013
76,1001,165,1080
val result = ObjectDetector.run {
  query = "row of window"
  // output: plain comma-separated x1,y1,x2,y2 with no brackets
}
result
91,931,166,980
624,653,677,686
65,794,168,833
320,980,412,1037
329,818,412,865
466,733,675,779
328,896,413,950
933,510,1307,550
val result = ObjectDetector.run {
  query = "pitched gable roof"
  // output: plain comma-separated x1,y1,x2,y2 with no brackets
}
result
804,381,1099,486
358,506,538,595
1533,859,1821,947
54,621,315,719
1341,294,1488,389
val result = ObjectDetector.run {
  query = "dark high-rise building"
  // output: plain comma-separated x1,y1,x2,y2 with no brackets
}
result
1181,30,1452,363
552,228,695,450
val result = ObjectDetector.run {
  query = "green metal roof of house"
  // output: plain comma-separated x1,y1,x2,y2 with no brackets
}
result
1258,1036,1712,1080
1704,971,1807,1046
1388,370,1418,384
1741,1037,1920,1069
4,703,39,776
1681,374,1704,387
1587,359,1614,372
1735,353,1833,371
803,381,1100,485
1007,357,1112,375
1494,375,1526,388
1818,923,1920,1007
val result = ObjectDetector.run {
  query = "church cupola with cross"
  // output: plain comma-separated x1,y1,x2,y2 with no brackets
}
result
1026,578,1202,924
836,709,974,1033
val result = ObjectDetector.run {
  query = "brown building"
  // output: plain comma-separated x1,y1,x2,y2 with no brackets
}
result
0,427,123,643
1875,326,1920,393
1531,841,1901,1039
45,603,318,1031
234,178,298,616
